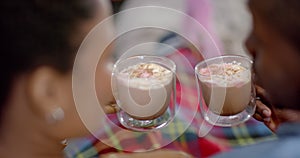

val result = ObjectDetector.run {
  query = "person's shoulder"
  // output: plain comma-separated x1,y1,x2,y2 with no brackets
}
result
211,136,300,158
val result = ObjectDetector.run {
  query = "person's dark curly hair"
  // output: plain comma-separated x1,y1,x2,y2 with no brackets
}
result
0,0,99,118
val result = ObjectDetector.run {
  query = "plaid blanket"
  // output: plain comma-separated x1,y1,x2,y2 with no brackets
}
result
65,46,275,158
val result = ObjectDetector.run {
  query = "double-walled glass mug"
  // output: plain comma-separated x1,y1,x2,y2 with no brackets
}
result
195,55,256,127
112,55,176,131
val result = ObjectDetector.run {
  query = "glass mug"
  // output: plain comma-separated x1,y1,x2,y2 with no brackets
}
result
195,55,256,127
111,55,176,131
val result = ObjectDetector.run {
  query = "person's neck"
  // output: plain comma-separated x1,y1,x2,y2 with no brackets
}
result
0,78,65,158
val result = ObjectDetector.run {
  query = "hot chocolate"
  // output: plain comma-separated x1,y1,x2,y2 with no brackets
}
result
198,62,251,116
116,63,173,120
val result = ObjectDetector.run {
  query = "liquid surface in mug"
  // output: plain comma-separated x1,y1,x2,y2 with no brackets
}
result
117,63,173,120
198,62,251,116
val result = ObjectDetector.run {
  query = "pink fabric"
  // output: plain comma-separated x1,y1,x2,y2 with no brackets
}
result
184,0,223,59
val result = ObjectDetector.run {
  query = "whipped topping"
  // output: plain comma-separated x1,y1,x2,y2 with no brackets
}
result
119,63,173,89
198,61,250,87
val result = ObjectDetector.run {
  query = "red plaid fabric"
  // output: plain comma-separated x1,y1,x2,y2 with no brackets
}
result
65,46,274,158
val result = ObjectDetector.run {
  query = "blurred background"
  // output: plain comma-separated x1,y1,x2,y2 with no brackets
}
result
65,1,274,157
111,0,252,58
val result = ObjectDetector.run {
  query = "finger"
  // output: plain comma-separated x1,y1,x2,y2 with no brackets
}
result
253,113,264,122
104,103,118,114
256,100,271,118
255,85,273,105
255,85,269,100
255,100,272,123
264,119,277,133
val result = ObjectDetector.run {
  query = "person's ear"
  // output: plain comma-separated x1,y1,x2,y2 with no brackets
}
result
26,66,66,122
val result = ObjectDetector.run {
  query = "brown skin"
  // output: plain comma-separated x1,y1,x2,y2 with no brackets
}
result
0,1,112,157
247,0,300,131
0,1,191,157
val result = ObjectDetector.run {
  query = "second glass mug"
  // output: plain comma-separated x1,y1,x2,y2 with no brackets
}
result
111,55,176,131
195,55,256,127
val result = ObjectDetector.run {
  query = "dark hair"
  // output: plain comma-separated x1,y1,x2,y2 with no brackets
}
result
254,0,300,50
111,0,126,14
0,0,99,113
